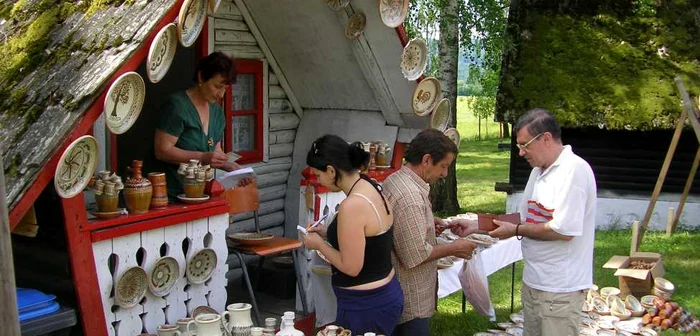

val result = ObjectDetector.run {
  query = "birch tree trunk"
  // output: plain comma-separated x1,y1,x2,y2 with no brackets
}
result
430,0,461,213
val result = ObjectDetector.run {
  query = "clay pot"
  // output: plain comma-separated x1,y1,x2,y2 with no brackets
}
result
147,172,168,209
96,193,119,212
123,160,152,214
184,177,205,198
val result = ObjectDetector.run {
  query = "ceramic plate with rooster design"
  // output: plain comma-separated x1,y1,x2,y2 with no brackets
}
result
412,77,441,116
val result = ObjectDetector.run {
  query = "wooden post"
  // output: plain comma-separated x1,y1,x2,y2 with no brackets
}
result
630,220,640,254
676,77,700,144
671,147,700,233
0,156,21,336
666,207,674,237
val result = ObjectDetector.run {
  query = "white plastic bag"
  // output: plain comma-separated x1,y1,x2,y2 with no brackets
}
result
458,252,496,320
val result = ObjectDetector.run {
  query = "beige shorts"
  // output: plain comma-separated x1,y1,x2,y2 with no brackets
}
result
521,283,585,336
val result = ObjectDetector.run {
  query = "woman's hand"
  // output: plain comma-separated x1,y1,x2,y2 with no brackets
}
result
203,151,228,168
301,232,325,250
308,224,328,239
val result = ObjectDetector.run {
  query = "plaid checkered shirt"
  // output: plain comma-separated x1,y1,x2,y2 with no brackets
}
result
383,166,438,324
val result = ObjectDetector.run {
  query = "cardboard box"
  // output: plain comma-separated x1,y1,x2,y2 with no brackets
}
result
477,213,520,231
602,252,664,297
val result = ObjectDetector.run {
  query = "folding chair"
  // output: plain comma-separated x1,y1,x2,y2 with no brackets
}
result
224,182,308,326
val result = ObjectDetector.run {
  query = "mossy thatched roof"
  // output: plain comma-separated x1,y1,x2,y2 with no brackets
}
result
0,0,176,209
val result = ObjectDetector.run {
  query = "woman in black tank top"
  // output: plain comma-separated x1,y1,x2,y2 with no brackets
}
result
302,135,404,335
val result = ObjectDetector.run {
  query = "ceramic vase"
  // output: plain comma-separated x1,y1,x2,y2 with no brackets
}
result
147,172,168,208
222,303,253,336
183,177,205,198
124,160,152,214
95,193,119,212
187,313,223,336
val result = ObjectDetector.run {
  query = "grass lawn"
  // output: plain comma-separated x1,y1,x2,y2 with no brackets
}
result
432,99,700,335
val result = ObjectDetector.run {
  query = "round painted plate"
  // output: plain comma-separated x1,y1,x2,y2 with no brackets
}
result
192,305,218,318
431,98,452,131
149,256,180,297
443,128,460,146
54,135,99,198
187,248,217,284
104,72,145,134
400,38,428,81
412,77,441,116
115,266,148,308
326,0,350,11
208,0,221,12
379,0,409,28
345,12,366,40
177,194,210,204
227,232,274,246
178,0,208,47
147,23,177,84
90,208,125,220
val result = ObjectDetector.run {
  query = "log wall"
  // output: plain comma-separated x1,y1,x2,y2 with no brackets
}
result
209,1,300,283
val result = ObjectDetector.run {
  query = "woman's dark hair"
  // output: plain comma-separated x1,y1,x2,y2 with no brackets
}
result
404,129,458,165
514,108,561,140
307,135,369,184
193,51,237,84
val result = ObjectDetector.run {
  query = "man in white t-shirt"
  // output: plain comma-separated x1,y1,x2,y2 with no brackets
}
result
489,108,597,336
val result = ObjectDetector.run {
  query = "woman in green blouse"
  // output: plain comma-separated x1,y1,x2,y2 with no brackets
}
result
153,52,244,199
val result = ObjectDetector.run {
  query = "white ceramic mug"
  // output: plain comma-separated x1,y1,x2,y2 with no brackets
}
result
187,313,223,336
157,324,182,336
177,317,194,335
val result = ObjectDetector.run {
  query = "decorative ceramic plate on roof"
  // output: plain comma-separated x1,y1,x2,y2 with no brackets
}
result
115,266,148,308
54,135,99,198
431,98,451,131
147,23,177,84
326,0,350,11
148,256,180,297
400,38,428,81
178,0,208,47
186,248,217,284
208,0,221,12
412,77,441,116
379,0,409,28
443,128,460,146
104,72,145,134
345,12,366,40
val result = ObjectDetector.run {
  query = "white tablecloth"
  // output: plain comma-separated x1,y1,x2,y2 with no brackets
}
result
438,237,523,298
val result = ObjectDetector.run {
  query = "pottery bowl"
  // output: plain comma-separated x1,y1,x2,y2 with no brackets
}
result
600,287,621,300
654,277,675,293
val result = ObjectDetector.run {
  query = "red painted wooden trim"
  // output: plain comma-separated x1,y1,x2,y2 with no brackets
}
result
8,1,186,229
61,194,108,336
85,198,229,231
391,141,406,168
196,17,210,61
314,195,321,221
224,59,264,163
395,25,409,46
91,202,229,242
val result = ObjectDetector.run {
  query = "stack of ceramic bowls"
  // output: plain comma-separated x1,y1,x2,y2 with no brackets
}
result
653,277,675,300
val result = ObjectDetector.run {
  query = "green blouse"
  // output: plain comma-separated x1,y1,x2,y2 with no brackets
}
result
155,91,225,199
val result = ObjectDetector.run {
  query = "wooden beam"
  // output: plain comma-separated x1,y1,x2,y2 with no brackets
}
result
637,107,687,246
676,77,700,144
0,156,20,336
671,147,700,233
235,0,303,118
336,5,404,126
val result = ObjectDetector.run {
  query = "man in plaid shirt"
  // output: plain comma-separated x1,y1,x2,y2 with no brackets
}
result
384,129,480,336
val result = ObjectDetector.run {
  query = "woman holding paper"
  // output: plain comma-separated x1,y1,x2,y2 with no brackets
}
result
301,135,403,335
151,52,247,199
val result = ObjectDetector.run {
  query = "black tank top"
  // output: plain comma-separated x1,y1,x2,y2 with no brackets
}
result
326,177,394,287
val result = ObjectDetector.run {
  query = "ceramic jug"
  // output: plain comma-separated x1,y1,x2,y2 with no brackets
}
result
187,313,223,336
222,303,253,336
148,172,168,208
157,324,182,336
177,317,194,335
124,160,152,214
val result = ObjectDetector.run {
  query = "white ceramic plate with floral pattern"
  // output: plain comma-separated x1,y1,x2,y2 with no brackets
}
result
178,0,208,47
431,98,451,131
115,266,148,308
379,0,409,28
345,12,366,40
187,248,217,284
400,38,428,81
326,0,350,11
54,135,99,198
412,77,441,116
443,128,460,146
147,23,177,84
104,72,145,134
148,256,180,297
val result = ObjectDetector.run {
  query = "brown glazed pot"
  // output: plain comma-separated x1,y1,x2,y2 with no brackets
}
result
123,160,152,214
95,193,119,212
147,172,168,209
183,177,205,198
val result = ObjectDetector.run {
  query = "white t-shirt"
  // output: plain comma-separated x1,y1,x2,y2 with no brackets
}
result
518,145,597,293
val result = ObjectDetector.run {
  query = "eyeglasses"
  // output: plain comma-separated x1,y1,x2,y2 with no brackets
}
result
515,132,544,151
